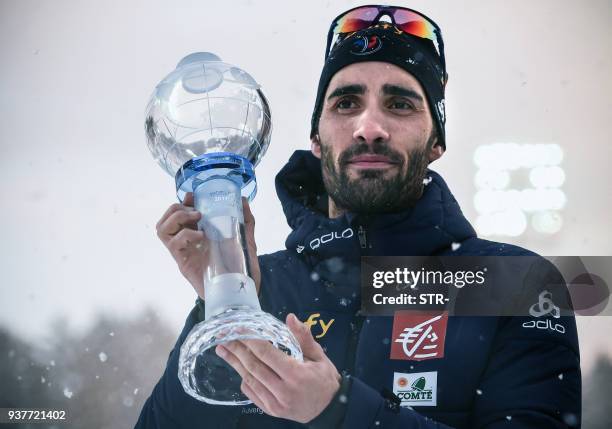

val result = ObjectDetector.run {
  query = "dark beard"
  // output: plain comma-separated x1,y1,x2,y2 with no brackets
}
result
320,134,434,214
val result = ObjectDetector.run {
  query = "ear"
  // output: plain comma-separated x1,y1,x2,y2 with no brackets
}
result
428,143,444,163
311,135,322,159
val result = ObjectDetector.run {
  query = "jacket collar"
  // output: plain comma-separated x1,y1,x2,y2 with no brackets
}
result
275,150,476,266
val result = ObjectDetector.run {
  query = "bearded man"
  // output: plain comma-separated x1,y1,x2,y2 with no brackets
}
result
136,5,580,429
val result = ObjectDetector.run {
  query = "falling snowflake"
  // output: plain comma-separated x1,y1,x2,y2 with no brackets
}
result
562,413,578,426
558,373,563,380
109,332,115,337
396,282,411,292
325,257,344,273
339,298,349,306
41,376,46,384
423,176,433,185
63,388,73,399
99,352,108,362
451,242,461,251
50,360,55,366
476,389,483,395
310,272,320,281
338,394,348,404
134,388,139,395
506,415,512,421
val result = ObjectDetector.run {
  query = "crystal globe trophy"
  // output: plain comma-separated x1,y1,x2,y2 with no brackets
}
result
144,52,302,405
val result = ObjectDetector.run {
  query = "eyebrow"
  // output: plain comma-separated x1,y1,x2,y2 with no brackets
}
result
326,83,424,103
326,84,365,100
382,84,424,102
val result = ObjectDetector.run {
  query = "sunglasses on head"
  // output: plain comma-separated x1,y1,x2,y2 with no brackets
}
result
325,5,446,73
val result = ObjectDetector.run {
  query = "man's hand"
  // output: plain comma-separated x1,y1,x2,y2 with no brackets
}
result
216,313,341,424
155,192,260,299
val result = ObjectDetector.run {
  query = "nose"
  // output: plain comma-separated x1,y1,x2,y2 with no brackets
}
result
352,108,390,145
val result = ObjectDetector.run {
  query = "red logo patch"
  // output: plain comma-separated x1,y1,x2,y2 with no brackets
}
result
390,311,448,361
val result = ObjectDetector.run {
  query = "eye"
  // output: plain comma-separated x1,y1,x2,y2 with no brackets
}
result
334,97,360,111
387,98,416,111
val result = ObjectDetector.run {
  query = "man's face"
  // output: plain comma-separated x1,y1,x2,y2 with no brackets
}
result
312,61,443,215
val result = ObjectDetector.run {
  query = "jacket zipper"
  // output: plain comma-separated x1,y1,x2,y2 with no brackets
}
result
343,314,365,378
357,225,367,249
343,224,367,378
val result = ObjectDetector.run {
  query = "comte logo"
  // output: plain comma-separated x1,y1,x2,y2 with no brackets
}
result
409,377,426,391
390,311,448,361
393,371,437,407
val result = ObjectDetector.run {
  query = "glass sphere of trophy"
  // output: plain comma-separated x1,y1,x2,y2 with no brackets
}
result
145,52,302,405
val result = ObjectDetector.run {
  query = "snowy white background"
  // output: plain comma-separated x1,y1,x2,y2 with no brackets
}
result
1,0,611,376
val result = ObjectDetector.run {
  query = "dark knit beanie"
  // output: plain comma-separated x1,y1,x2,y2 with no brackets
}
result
310,24,447,149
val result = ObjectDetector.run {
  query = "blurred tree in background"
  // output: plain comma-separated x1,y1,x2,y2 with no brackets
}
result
582,355,612,429
1,309,611,428
0,307,176,429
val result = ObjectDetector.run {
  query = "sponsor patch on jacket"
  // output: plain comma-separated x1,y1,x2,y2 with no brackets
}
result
303,313,335,339
390,311,448,360
522,290,566,334
393,371,437,407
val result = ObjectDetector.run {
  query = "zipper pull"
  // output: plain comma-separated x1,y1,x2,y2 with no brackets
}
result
357,225,367,249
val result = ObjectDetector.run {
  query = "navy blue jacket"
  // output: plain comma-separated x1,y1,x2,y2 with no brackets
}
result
136,150,581,428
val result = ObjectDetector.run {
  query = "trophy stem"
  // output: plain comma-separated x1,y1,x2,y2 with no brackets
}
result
193,175,261,319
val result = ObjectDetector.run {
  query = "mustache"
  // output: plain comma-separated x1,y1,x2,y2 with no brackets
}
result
338,141,404,166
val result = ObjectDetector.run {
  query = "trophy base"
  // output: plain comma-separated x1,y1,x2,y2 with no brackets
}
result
178,307,303,405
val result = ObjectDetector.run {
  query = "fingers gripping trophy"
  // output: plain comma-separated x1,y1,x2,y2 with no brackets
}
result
144,52,303,405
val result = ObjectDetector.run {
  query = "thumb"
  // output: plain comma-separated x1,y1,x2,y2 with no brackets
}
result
183,192,195,207
286,313,325,361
